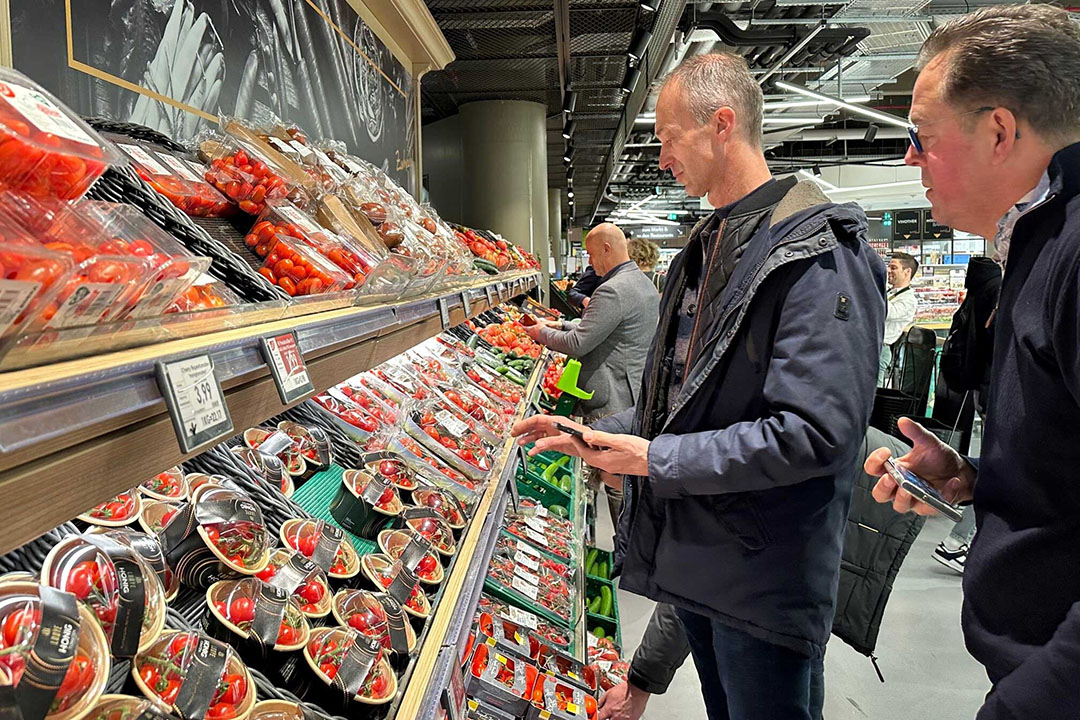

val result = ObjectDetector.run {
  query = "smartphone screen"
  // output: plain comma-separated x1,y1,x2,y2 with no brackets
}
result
884,458,964,522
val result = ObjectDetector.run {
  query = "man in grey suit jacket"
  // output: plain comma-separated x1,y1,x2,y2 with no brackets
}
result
524,223,660,521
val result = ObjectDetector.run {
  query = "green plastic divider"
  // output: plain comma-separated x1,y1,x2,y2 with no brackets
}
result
290,464,387,556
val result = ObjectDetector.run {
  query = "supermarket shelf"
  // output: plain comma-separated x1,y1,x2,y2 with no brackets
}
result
0,271,539,555
398,355,547,720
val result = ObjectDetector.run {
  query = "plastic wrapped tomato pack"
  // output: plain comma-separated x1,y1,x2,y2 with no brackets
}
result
200,133,299,215
502,504,576,562
376,529,442,586
278,518,359,580
167,274,242,313
486,548,575,625
328,468,404,539
253,548,331,619
244,229,352,298
0,579,111,720
530,675,597,720
0,68,122,200
389,432,481,497
359,555,430,619
331,589,417,658
476,593,571,650
0,231,74,339
465,643,537,718
301,627,396,707
206,577,310,653
110,138,234,218
407,404,495,482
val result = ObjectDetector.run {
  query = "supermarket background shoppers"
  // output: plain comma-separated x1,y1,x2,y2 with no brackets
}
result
513,52,885,720
866,6,1080,720
522,222,659,523
567,265,601,309
879,252,919,384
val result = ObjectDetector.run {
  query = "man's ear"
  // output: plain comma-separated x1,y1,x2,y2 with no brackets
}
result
989,107,1020,166
713,106,737,141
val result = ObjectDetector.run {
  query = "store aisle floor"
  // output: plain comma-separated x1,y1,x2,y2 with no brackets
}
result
594,500,990,719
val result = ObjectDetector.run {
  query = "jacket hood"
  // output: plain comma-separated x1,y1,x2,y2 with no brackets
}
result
768,194,869,245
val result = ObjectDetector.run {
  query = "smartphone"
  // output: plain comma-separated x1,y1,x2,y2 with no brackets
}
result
553,422,610,450
883,457,964,522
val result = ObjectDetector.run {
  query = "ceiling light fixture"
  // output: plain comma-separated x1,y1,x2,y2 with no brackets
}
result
567,190,575,199
563,144,575,164
566,167,575,183
775,81,910,128
562,90,577,116
762,95,871,111
621,64,642,95
628,30,653,62
863,123,879,142
562,119,576,140
761,117,826,126
640,0,658,13
825,179,923,194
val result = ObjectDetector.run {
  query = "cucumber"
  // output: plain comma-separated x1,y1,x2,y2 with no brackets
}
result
559,476,573,493
592,627,606,639
466,335,479,349
599,586,613,617
585,548,598,575
549,504,568,519
588,595,602,613
473,259,499,275
496,365,511,374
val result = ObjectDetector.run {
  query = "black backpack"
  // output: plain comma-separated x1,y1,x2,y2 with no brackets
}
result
939,257,1002,392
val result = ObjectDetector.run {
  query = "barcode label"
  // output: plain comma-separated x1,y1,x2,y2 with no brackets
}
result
120,143,170,175
156,152,202,182
513,565,539,586
511,576,539,600
46,282,124,328
525,528,548,546
514,551,539,572
502,605,538,629
516,540,542,558
0,279,40,336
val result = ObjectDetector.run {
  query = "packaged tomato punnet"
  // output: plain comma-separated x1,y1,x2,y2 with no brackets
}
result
0,217,74,339
244,230,352,298
0,68,123,200
109,138,235,218
199,129,306,216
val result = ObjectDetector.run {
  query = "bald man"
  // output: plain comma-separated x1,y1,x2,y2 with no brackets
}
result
525,223,660,521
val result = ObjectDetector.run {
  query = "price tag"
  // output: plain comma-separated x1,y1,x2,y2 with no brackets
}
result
515,551,540,572
524,516,548,533
259,331,315,405
516,540,542,558
437,297,451,329
514,565,540,586
442,656,468,720
597,659,613,672
525,528,548,547
534,505,549,518
155,354,234,453
155,152,202,182
119,143,169,175
436,409,469,438
485,284,497,307
503,605,538,629
460,291,471,317
511,575,539,600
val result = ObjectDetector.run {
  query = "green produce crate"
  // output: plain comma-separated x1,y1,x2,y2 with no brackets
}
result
586,613,621,648
516,475,573,519
522,453,574,491
584,546,613,582
290,464,382,555
484,576,575,630
587,574,622,626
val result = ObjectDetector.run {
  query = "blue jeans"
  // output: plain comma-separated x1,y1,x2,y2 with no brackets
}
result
676,608,825,720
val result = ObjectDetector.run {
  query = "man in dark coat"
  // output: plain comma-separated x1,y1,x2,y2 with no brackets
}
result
514,52,885,719
867,6,1080,719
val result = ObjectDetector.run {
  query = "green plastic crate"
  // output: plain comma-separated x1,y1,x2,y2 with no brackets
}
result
290,464,384,555
584,546,613,582
516,469,573,515
585,613,621,648
585,577,618,623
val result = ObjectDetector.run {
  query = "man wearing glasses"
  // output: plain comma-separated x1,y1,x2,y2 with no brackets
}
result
868,5,1080,719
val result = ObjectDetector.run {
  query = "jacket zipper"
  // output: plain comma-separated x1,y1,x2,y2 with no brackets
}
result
684,218,727,372
662,222,833,429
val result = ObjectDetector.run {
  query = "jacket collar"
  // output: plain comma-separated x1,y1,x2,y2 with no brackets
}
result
600,260,636,282
1047,140,1080,203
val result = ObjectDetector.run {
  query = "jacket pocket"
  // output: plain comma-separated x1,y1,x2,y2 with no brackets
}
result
714,495,774,551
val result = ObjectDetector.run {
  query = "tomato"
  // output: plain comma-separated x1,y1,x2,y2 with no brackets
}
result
65,561,97,600
204,526,221,544
417,554,438,577
2,607,39,648
255,565,277,582
369,670,388,697
219,673,246,705
138,663,161,691
228,597,256,623
319,661,338,679
277,276,297,296
258,267,275,284
167,633,199,659
160,677,181,705
297,534,317,557
277,623,299,646
57,654,92,701
207,703,236,720
297,581,324,605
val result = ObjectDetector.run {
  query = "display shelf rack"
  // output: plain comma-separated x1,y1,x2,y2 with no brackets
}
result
0,271,539,555
397,354,548,720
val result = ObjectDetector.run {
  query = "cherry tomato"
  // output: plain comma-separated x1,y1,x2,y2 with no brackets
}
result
138,664,161,691
207,703,236,720
65,561,98,600
167,633,199,659
278,623,299,646
219,673,246,705
57,654,92,701
256,565,277,582
228,597,256,623
2,607,39,648
160,677,182,705
297,581,324,605
296,534,317,557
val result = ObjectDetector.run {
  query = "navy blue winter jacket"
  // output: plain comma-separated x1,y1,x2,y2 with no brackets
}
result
595,177,885,655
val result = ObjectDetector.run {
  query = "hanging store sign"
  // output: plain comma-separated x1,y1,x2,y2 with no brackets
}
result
892,210,922,241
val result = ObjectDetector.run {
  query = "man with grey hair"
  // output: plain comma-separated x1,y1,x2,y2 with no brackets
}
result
866,5,1080,719
513,52,885,719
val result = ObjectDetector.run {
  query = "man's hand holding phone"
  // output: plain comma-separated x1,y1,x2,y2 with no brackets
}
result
864,417,977,517
510,415,651,476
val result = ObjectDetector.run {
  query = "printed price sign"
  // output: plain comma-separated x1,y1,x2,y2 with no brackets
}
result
511,575,539,600
504,605,539,630
442,655,468,720
460,291,471,317
485,284,497,307
155,354,234,453
437,297,451,329
260,331,315,405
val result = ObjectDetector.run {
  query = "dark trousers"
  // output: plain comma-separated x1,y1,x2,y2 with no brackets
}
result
676,608,825,720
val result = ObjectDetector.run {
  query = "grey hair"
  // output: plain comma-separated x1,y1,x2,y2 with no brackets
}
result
916,4,1080,145
661,53,764,147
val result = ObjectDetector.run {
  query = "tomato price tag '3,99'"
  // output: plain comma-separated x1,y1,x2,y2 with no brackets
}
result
437,297,451,330
260,331,315,405
155,353,234,453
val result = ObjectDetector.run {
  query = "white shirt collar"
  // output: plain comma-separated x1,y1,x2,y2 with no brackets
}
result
993,170,1051,268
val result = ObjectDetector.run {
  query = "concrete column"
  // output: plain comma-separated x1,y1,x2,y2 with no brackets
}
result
548,188,562,281
460,100,548,258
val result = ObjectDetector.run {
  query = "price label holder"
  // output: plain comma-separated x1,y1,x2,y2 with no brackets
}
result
485,284,497,307
155,353,234,454
498,283,508,301
259,331,315,405
460,291,472,317
437,297,451,329
442,653,468,720
509,446,526,511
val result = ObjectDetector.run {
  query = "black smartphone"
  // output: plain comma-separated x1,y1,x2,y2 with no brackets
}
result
883,457,964,522
553,422,609,450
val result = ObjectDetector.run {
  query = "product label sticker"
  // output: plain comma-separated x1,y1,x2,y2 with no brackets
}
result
516,539,542,558
46,282,124,328
398,533,433,573
268,553,319,593
533,505,549,518
596,659,613,672
289,139,314,159
513,565,540,587
437,297,450,329
16,586,80,720
511,575,539,600
311,521,344,572
386,566,418,605
186,159,207,179
108,555,146,657
257,430,294,457
0,279,40,337
332,632,381,699
119,143,170,175
377,596,410,654
524,516,548,534
155,353,234,453
514,551,540,572
360,472,393,505
250,582,289,648
173,635,230,720
435,410,469,438
503,605,538,630
260,331,314,405
525,528,548,547
156,152,203,182
265,136,292,154
276,204,314,229
0,81,96,145
460,291,471,317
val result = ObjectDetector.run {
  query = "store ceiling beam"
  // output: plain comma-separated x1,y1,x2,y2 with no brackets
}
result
0,273,539,555
345,0,455,72
554,0,573,122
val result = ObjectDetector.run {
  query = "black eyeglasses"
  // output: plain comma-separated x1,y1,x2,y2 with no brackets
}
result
907,106,996,154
